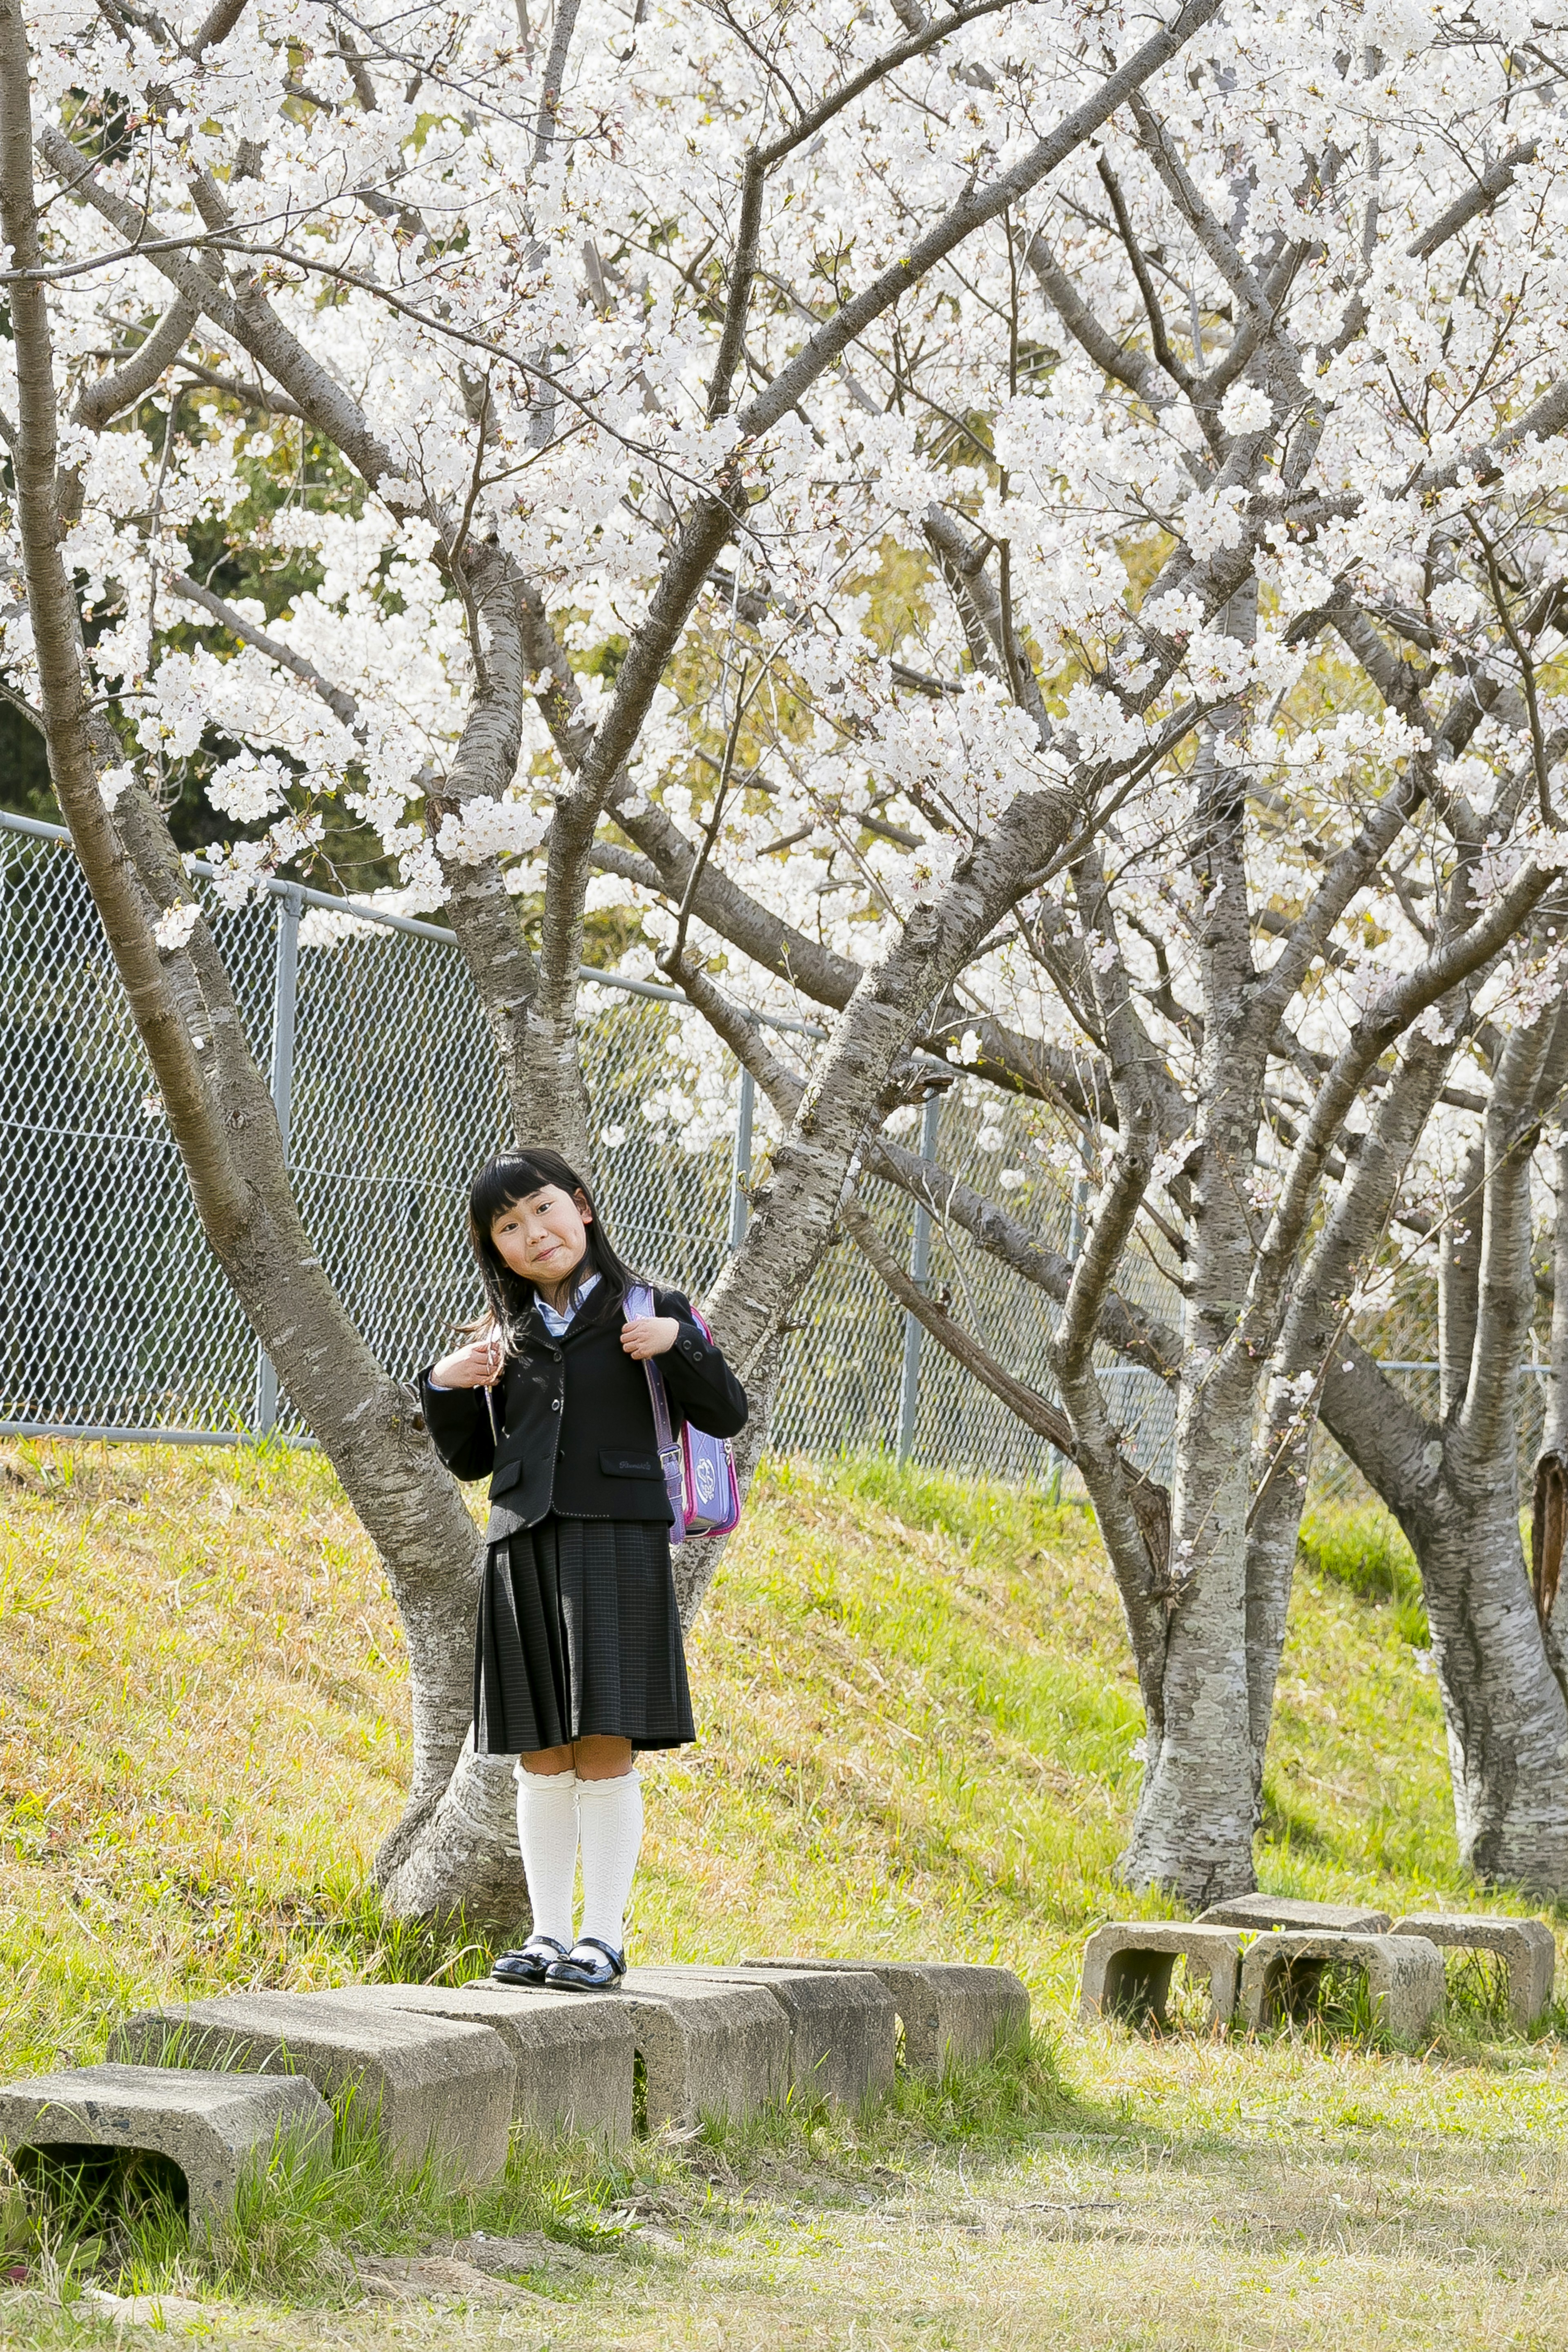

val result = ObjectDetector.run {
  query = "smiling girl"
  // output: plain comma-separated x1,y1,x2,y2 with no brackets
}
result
420,1147,747,1990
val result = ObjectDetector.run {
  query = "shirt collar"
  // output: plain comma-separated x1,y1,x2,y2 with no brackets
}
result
535,1269,599,1338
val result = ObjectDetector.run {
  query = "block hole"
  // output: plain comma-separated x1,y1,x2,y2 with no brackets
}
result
632,2050,648,2138
1102,1951,1215,2034
1256,1956,1375,2036
1440,1947,1511,2027
16,2142,189,2239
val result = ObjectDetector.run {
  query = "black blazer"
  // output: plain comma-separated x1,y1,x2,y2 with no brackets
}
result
420,1285,747,1537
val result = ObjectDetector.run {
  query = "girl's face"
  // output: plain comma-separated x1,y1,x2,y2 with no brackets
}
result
490,1184,593,1290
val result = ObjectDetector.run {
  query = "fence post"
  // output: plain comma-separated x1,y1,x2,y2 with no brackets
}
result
1047,1167,1090,1505
729,1065,755,1250
896,1090,942,1463
254,885,301,1435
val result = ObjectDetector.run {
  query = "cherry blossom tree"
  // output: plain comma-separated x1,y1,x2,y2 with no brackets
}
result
0,0,1225,1917
587,2,1568,1896
9,0,1568,1910
621,3,1568,1898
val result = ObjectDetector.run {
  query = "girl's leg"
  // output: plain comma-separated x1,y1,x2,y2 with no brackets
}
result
514,1744,580,1948
572,1737,640,1954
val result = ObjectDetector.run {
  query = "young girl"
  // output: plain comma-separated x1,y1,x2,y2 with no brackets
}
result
421,1146,748,1990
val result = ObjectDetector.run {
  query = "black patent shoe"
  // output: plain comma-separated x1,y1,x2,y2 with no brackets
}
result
492,1935,569,1986
544,1936,627,1991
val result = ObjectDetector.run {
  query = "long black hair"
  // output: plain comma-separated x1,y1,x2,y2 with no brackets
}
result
465,1146,640,1352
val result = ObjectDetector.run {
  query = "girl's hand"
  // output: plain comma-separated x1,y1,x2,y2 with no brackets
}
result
621,1315,680,1361
430,1331,504,1389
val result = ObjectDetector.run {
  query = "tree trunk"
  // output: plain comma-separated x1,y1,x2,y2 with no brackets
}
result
1531,1135,1568,1664
1314,1001,1568,1892
1107,731,1263,1905
0,36,525,1929
1399,1471,1568,1887
1118,1352,1259,1902
1243,1375,1315,1801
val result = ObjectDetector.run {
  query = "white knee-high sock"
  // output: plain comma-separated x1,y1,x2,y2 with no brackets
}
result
513,1766,579,1948
576,1771,643,1954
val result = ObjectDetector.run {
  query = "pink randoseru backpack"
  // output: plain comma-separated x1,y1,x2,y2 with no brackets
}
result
624,1284,742,1545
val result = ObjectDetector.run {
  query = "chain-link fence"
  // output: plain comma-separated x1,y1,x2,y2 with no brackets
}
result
2,810,1183,1483
2,807,1504,1506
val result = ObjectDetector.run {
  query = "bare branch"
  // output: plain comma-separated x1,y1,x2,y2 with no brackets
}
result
1235,849,1559,1360
842,1194,1076,1456
191,0,250,55
1023,230,1174,409
76,297,196,431
168,571,363,731
1409,141,1536,261
1096,154,1196,395
869,1128,1179,1376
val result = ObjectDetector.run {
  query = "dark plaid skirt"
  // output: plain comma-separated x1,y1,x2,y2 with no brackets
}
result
473,1515,695,1755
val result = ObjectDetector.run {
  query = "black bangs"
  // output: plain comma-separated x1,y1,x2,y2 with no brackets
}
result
464,1146,641,1353
469,1151,567,1236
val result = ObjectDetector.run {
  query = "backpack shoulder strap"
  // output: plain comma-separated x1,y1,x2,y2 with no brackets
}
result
624,1284,675,1452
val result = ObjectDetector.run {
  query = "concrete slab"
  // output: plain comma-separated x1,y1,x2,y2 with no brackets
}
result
1200,1893,1392,1933
636,1965,896,2110
742,1959,1030,2075
1392,1913,1557,2029
109,1992,513,2184
1239,1931,1445,2042
1078,1923,1245,2030
0,2064,330,2234
614,1973,790,2128
300,1981,635,2145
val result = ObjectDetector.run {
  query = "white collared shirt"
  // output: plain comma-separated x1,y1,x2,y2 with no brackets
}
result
537,1269,599,1337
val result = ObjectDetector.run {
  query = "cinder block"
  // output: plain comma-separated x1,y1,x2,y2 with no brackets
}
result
615,1973,790,2127
741,1958,1029,2074
1392,1913,1557,2029
1078,1923,1243,2029
109,1992,513,2184
1239,1930,1445,2042
301,1981,635,2145
1200,1893,1392,1933
638,1965,896,2109
0,2064,330,2234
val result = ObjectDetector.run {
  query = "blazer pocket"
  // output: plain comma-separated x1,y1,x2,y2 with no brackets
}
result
490,1441,526,1497
600,1448,663,1479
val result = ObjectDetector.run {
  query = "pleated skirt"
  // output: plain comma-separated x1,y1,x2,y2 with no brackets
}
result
473,1514,695,1755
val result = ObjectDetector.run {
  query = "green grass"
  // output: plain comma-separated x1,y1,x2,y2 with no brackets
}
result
1296,1503,1429,1645
2,1438,1567,2348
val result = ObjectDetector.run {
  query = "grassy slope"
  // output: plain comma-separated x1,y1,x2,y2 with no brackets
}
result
0,1438,1518,2072
7,1441,1568,2351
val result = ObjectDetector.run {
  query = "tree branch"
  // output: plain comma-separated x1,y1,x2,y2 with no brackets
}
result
167,571,363,731
1409,143,1536,261
76,297,196,431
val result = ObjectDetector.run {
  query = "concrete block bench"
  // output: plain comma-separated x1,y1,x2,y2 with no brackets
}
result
1200,1893,1393,1933
109,1993,513,2183
1079,1923,1245,2030
743,1959,1030,2075
301,1981,635,2147
1392,1913,1557,2029
613,1973,790,2128
638,1965,896,2109
0,2064,330,2234
1239,1931,1444,2042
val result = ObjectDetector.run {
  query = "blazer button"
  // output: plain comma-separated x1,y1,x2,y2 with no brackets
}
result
551,1397,562,1411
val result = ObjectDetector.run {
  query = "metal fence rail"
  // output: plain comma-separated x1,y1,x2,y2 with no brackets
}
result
6,810,1523,1509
